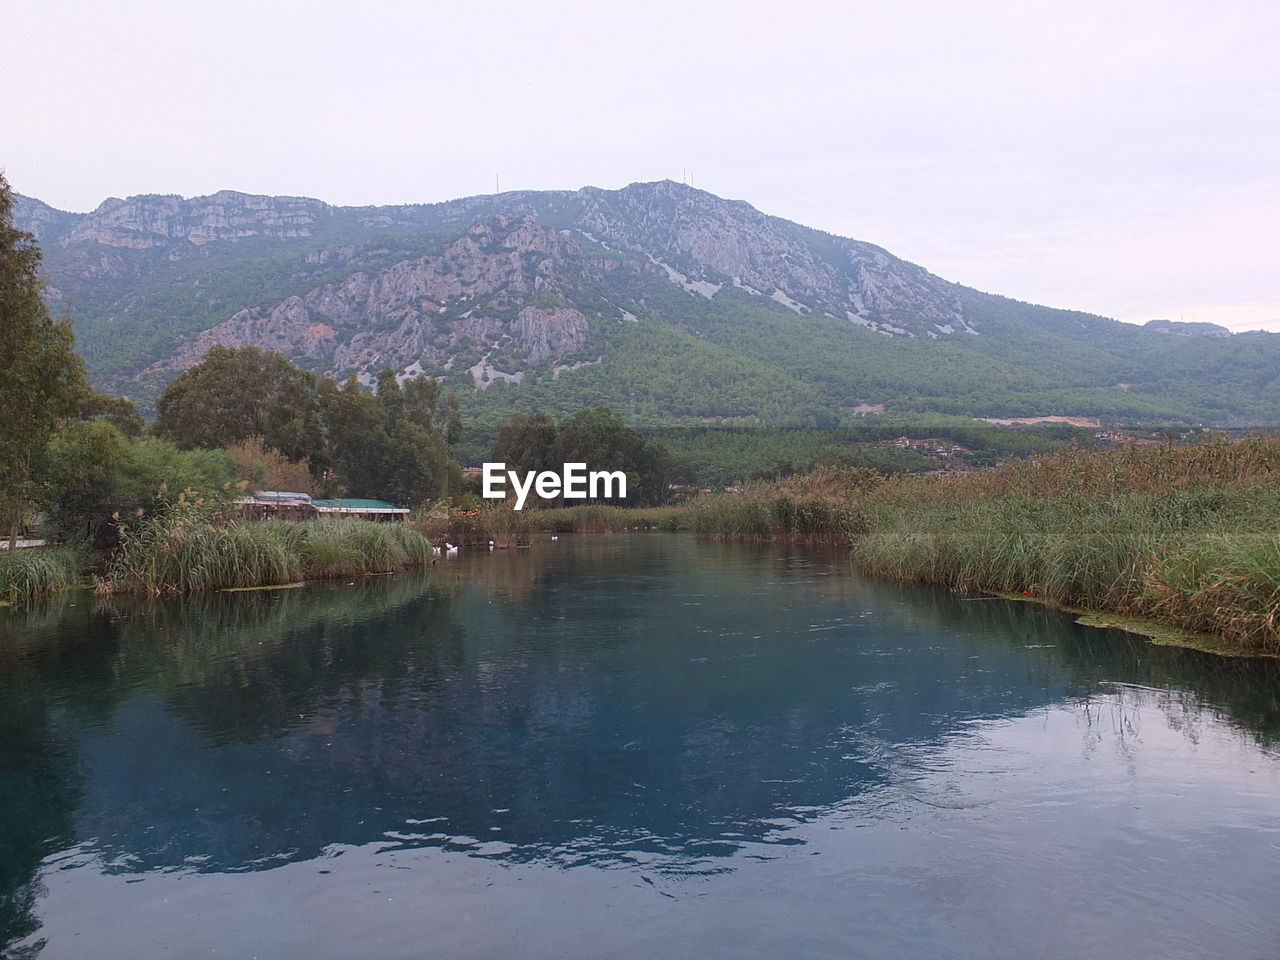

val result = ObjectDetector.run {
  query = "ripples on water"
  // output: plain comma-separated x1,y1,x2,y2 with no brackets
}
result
1,535,1278,959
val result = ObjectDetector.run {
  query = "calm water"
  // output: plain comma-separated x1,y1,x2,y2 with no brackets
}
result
2,534,1279,959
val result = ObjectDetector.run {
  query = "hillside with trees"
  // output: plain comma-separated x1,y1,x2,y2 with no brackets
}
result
15,181,1280,434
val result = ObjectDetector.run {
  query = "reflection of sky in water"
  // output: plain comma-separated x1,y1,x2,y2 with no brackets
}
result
3,534,1280,958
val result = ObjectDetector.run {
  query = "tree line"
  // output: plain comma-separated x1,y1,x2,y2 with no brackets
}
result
1,172,698,547
488,408,694,506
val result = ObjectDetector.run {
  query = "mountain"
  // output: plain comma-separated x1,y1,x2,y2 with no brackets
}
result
15,181,1280,428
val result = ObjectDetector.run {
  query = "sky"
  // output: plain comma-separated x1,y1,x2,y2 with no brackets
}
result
7,0,1279,330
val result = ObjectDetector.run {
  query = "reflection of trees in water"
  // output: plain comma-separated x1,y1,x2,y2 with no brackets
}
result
0,608,89,954
0,575,445,955
2,535,1279,952
0,706,80,957
109,576,461,744
62,543,1280,878
939,596,1280,749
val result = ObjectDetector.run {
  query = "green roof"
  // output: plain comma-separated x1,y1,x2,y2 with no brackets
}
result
313,499,408,511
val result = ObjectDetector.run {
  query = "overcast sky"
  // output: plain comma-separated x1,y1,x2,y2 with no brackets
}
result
7,0,1278,330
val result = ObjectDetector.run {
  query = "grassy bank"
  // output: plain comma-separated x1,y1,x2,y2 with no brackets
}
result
534,505,684,534
684,438,1280,652
0,546,87,601
414,503,683,546
103,507,434,595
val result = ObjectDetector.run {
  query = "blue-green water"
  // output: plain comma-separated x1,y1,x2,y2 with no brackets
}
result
2,534,1279,959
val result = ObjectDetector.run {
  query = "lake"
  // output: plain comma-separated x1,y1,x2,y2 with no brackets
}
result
2,534,1278,959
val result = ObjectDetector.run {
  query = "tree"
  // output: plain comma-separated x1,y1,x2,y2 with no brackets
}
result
0,173,85,548
79,391,145,436
38,423,235,547
490,412,558,474
226,436,319,496
443,393,463,446
321,374,389,499
541,407,694,505
551,407,646,474
319,370,457,505
154,345,327,468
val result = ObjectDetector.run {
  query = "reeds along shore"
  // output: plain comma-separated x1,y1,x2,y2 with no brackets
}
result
683,437,1280,651
7,438,1279,649
101,507,434,595
412,503,683,546
0,545,86,601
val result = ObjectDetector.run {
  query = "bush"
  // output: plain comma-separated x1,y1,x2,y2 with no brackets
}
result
0,545,87,600
101,497,434,595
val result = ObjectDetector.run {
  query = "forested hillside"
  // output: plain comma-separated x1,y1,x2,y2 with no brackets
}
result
17,181,1280,431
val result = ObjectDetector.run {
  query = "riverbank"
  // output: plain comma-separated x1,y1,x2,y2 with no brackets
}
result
0,545,86,602
679,437,1280,654
0,510,435,600
101,512,434,595
9,439,1278,651
412,503,682,546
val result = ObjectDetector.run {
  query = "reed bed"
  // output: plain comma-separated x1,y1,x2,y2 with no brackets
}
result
0,545,87,600
685,466,877,545
414,503,684,545
868,435,1280,509
413,502,538,548
685,438,1280,651
102,502,433,595
534,505,684,534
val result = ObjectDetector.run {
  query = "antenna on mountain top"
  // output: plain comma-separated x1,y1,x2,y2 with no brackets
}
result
495,174,500,194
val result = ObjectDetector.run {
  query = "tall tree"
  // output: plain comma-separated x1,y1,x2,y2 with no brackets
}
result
320,371,455,505
154,345,327,468
542,407,693,505
490,412,558,474
0,174,85,547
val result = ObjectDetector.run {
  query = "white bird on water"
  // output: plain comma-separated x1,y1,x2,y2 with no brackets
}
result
444,543,459,555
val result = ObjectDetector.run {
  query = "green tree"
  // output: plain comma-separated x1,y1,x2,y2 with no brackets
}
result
319,371,458,505
490,412,558,474
79,391,145,436
0,173,86,547
38,423,235,547
154,345,327,468
443,392,463,446
549,407,692,505
321,374,389,499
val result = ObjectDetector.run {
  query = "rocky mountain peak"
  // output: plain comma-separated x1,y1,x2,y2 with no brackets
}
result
17,190,333,250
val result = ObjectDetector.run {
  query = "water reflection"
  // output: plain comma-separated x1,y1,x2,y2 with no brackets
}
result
2,535,1279,957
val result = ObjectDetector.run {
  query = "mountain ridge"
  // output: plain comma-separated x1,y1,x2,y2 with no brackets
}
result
14,180,1280,428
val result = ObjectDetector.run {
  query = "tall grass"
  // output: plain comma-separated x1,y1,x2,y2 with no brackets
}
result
686,467,876,544
413,501,538,548
413,502,685,544
102,499,433,595
0,545,87,600
686,438,1280,651
534,504,685,534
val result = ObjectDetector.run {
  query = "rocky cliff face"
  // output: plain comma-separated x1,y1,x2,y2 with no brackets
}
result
569,181,970,335
146,215,611,386
55,191,329,249
10,180,1090,395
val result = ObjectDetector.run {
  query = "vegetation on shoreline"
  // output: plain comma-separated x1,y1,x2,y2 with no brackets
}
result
101,500,433,595
4,178,1277,651
681,438,1280,652
0,546,87,601
413,502,683,547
